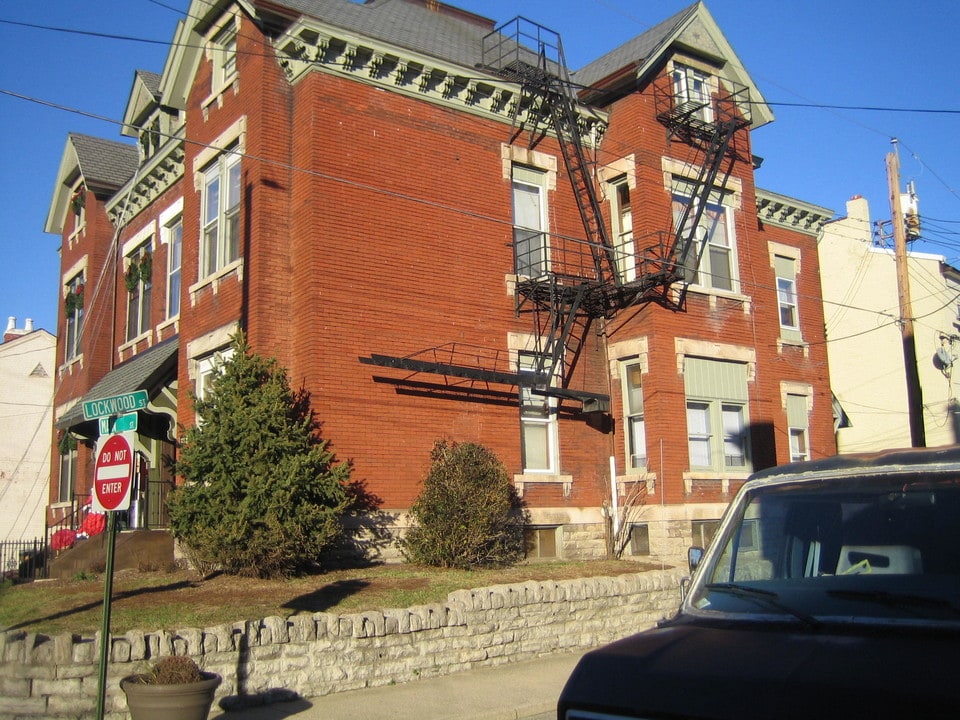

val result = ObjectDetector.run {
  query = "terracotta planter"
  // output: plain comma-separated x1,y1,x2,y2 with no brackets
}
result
120,672,221,720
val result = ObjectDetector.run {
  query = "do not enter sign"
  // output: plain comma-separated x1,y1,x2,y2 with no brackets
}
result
92,433,134,512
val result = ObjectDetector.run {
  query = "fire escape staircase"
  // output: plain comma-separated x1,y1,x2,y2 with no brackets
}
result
653,72,753,308
359,18,752,414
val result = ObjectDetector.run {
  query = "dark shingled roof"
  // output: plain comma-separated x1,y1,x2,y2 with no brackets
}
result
136,69,162,98
270,0,496,69
572,2,699,90
69,133,139,190
56,338,178,430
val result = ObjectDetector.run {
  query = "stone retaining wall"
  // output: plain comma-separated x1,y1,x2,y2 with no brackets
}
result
0,569,683,719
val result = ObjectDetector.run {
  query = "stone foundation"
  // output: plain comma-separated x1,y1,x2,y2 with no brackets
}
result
0,569,683,719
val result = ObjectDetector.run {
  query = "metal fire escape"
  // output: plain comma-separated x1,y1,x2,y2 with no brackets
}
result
360,17,752,413
481,17,753,395
652,67,753,307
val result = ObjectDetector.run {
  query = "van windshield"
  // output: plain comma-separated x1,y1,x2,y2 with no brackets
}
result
688,474,960,624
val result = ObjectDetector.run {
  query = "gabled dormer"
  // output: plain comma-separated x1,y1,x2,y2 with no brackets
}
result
573,0,774,130
122,70,167,162
44,133,139,240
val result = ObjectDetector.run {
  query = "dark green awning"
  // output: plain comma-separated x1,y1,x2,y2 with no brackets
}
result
57,338,178,432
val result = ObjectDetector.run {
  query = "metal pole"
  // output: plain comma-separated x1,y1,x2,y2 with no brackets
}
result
95,511,117,720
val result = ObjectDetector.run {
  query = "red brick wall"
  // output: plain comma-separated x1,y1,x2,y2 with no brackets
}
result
52,11,837,522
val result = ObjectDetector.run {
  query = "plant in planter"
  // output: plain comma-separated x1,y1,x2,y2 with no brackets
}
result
120,655,221,720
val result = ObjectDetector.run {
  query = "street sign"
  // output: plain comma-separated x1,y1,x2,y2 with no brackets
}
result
92,433,134,512
83,390,148,421
99,412,138,436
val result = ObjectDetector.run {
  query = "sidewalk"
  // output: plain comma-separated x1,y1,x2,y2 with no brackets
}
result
207,649,587,720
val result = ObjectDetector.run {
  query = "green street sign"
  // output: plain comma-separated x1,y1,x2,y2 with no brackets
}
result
83,390,149,421
99,412,138,435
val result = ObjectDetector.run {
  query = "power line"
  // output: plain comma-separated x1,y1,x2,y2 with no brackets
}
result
4,86,952,352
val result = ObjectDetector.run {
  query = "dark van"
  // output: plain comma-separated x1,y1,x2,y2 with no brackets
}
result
558,446,960,719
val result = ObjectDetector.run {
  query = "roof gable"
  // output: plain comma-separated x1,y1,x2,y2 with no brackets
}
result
574,1,773,128
44,133,139,234
121,70,162,138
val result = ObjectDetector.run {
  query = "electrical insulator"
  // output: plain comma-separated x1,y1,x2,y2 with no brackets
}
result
902,181,921,241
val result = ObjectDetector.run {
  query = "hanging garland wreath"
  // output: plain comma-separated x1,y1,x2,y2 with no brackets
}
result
63,285,84,317
125,250,152,293
58,431,77,456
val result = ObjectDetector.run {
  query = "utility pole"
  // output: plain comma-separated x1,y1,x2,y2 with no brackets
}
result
887,139,926,447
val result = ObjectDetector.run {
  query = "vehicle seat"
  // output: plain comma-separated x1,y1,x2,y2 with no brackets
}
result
836,545,923,574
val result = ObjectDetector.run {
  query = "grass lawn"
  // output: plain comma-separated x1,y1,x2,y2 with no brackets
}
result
0,560,657,637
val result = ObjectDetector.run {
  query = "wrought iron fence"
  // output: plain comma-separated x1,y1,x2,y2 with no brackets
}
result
0,537,48,582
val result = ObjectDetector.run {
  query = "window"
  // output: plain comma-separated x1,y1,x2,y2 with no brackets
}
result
525,526,559,559
140,117,161,160
166,216,182,318
691,519,721,548
201,151,241,278
775,254,799,331
69,182,86,237
519,352,558,473
58,443,77,503
685,357,751,473
125,242,152,341
672,190,735,292
211,23,237,93
787,394,810,462
196,347,235,404
629,523,650,556
621,361,646,470
671,64,712,123
610,178,635,282
512,165,548,277
64,273,84,362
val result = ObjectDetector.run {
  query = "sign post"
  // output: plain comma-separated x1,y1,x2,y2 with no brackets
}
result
91,431,135,720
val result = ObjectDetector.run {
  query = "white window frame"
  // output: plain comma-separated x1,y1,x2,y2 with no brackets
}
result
610,177,636,283
686,398,750,473
165,215,183,318
200,151,241,279
512,165,549,278
519,352,558,474
125,241,153,342
621,360,646,470
58,443,77,503
785,391,811,462
672,63,713,123
211,22,238,94
63,273,84,362
196,347,235,407
672,192,737,293
777,275,798,330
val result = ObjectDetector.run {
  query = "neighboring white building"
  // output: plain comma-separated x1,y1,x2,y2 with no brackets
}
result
819,196,960,452
0,318,55,541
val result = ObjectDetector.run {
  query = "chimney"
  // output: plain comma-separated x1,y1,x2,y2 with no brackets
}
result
3,317,32,343
846,195,871,226
4,317,16,343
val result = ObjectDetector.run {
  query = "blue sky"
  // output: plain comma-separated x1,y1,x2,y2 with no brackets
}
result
1,0,957,336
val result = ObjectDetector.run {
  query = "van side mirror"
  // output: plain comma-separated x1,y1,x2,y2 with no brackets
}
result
688,546,704,572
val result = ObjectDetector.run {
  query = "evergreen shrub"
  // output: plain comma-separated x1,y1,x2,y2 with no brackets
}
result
168,333,350,578
400,440,527,569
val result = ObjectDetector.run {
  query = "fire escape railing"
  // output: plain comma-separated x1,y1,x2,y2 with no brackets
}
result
654,73,752,307
360,20,754,415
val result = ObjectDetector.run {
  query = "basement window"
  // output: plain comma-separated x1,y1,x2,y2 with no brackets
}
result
525,526,559,559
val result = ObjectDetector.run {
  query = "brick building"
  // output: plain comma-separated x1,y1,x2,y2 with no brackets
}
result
45,0,835,563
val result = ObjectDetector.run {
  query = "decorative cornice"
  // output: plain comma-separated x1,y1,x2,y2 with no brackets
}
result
274,20,607,147
107,134,186,227
756,188,833,237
